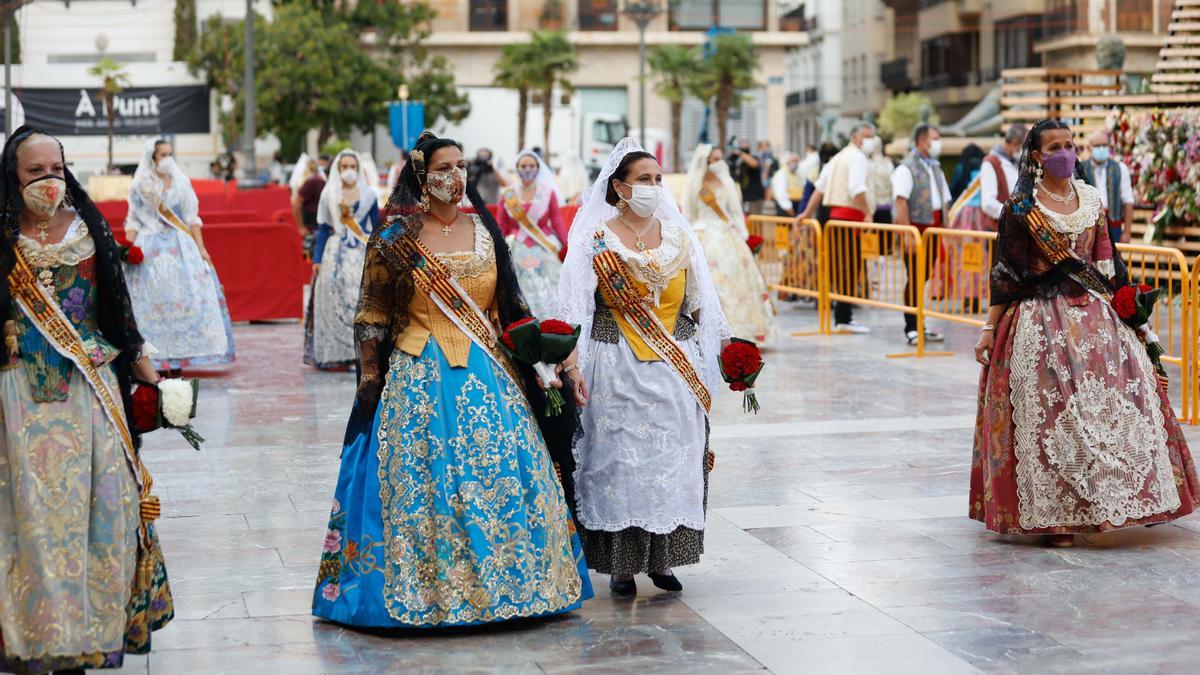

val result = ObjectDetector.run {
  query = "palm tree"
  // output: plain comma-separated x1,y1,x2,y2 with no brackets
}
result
692,34,758,149
528,31,578,153
87,57,130,173
493,41,538,150
648,44,697,172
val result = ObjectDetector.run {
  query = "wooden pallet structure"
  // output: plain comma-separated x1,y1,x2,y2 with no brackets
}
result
999,68,1124,139
1152,0,1200,95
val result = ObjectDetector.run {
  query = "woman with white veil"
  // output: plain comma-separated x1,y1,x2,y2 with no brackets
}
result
495,149,569,318
124,138,234,374
558,138,730,596
682,144,776,343
304,149,381,369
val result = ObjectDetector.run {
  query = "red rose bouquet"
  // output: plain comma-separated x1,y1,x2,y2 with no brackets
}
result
1111,284,1166,376
131,378,205,450
720,338,764,414
500,317,581,416
746,235,764,255
117,237,145,265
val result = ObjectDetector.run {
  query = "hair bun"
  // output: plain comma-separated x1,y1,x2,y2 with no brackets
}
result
416,130,438,145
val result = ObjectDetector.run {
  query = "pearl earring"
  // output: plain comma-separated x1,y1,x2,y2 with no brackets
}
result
1035,164,1043,180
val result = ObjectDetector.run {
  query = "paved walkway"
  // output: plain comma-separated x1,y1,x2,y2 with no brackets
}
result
113,303,1200,674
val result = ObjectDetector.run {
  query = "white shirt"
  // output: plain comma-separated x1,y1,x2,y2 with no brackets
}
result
891,160,952,210
814,146,869,198
1088,160,1135,210
799,151,820,182
979,151,1019,220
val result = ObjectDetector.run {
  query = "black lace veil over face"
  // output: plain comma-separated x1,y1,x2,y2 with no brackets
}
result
0,125,146,447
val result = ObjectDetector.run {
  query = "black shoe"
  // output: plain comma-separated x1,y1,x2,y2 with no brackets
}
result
609,577,637,597
648,572,683,592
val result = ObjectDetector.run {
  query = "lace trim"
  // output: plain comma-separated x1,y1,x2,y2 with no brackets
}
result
1033,180,1101,247
17,216,94,266
434,215,494,279
599,219,691,303
1010,297,1179,530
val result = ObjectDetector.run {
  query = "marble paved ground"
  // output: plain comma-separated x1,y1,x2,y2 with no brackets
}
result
110,302,1200,674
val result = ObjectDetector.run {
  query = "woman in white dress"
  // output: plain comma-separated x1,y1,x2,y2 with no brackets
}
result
495,150,569,318
681,144,776,343
123,138,234,375
558,138,730,596
304,149,380,370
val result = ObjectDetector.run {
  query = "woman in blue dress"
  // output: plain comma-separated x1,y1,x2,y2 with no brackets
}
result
305,149,380,370
123,139,235,374
312,132,592,627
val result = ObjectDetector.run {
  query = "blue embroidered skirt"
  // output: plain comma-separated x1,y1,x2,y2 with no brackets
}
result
312,340,592,628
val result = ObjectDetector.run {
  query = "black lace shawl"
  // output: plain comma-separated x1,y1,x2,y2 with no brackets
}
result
341,135,575,473
0,126,146,448
990,193,1129,306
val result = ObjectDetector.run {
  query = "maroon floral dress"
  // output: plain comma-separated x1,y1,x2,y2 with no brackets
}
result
970,181,1199,534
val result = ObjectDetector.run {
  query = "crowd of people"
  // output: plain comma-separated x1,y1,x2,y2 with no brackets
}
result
0,110,1192,671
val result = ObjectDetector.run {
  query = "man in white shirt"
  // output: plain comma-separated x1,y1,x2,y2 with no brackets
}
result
978,124,1027,227
1082,129,1135,244
798,122,879,333
771,153,805,217
892,123,951,345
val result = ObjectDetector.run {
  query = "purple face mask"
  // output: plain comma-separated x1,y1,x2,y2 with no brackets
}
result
1041,147,1077,180
518,168,538,182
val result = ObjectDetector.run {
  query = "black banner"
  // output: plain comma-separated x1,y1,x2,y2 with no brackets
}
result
16,85,210,136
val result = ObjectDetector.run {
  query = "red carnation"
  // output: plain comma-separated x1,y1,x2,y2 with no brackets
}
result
126,246,144,264
1139,283,1153,293
1112,286,1137,320
720,341,764,380
746,235,764,254
539,319,574,336
730,381,748,392
501,317,536,350
130,384,160,433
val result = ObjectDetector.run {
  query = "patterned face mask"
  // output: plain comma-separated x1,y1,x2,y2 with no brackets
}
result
427,167,467,204
22,175,67,220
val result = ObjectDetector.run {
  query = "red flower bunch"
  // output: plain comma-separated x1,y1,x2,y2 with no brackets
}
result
501,317,536,350
1112,286,1137,321
116,237,145,265
746,235,764,254
719,338,765,413
130,383,160,433
539,319,574,336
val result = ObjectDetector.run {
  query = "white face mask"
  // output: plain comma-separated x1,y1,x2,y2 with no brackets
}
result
340,169,357,186
708,161,729,177
929,139,943,159
859,137,879,155
156,156,176,176
620,182,661,218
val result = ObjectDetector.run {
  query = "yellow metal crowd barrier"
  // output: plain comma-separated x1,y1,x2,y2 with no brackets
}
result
750,217,1200,422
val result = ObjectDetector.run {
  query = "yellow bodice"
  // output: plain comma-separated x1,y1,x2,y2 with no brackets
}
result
397,220,498,367
600,268,688,362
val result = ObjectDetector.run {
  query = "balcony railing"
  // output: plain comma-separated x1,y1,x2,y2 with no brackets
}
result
881,57,912,90
919,68,999,90
803,87,818,103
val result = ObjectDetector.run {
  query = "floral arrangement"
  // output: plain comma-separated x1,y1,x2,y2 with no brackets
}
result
1111,284,1166,376
719,338,764,414
499,317,581,416
746,235,764,255
1108,110,1200,242
117,236,145,264
131,378,205,449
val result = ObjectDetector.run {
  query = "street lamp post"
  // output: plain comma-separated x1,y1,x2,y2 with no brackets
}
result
243,0,258,183
622,1,662,148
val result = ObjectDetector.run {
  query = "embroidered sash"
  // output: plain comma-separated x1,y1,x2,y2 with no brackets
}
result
948,175,981,228
338,203,370,245
398,233,522,384
1025,207,1113,298
504,191,561,256
156,202,197,242
9,248,159,575
699,188,731,226
591,233,711,413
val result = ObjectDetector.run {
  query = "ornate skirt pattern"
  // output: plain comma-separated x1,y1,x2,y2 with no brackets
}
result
312,341,592,628
0,366,173,672
970,293,1200,534
695,224,776,343
507,237,562,320
305,234,365,369
123,228,235,369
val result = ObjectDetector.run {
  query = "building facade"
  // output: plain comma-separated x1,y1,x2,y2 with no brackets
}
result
879,0,1176,122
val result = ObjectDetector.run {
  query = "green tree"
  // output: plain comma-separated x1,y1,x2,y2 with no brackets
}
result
877,92,939,141
691,34,758,149
87,57,130,172
494,41,538,150
528,31,578,152
648,44,698,172
172,0,198,62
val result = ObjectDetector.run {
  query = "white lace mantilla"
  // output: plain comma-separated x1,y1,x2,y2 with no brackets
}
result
1033,179,1101,248
1009,296,1179,530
